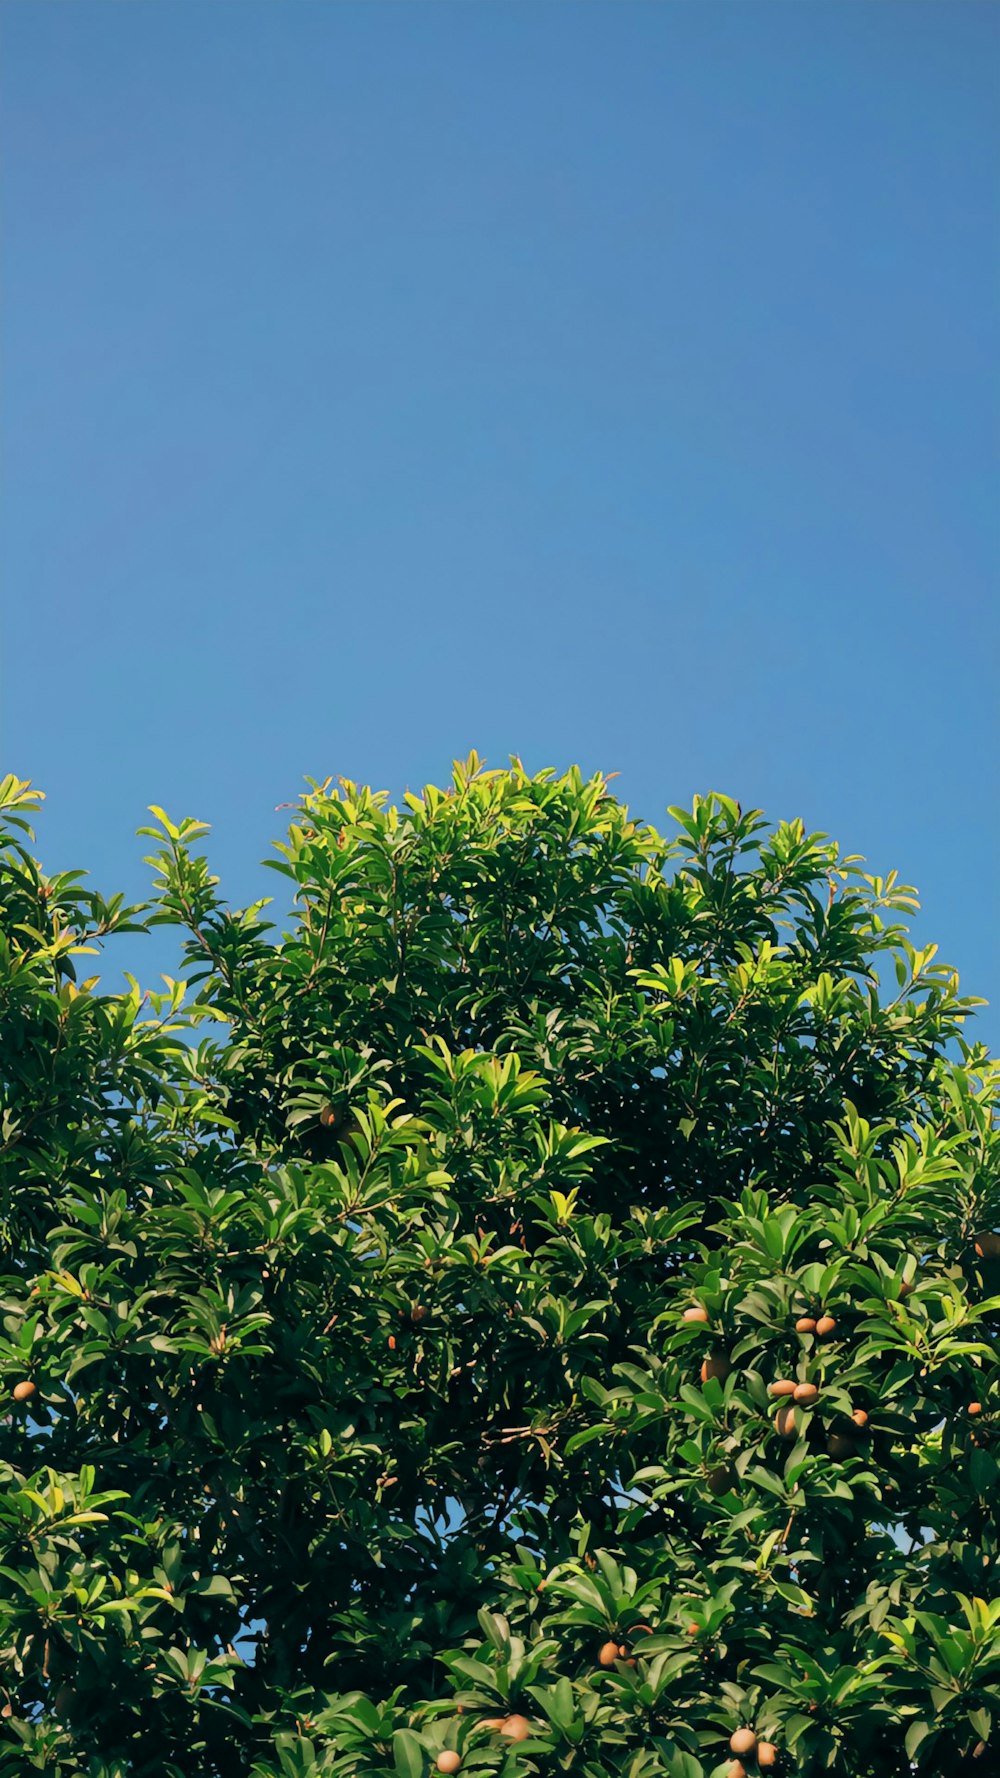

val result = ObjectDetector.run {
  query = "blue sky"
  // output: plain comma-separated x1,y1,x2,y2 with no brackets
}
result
2,1,997,1041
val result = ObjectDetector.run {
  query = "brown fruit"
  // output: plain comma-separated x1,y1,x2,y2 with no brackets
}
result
499,1715,532,1741
968,1402,983,1417
598,1639,620,1666
319,1105,339,1128
701,1352,731,1383
974,1233,1000,1259
775,1405,797,1438
851,1408,869,1429
436,1756,462,1775
768,1379,796,1398
792,1382,818,1405
683,1306,710,1324
757,1744,779,1769
827,1432,858,1461
707,1463,734,1495
730,1728,758,1756
409,1304,428,1324
12,1380,36,1403
815,1315,837,1338
795,1317,817,1334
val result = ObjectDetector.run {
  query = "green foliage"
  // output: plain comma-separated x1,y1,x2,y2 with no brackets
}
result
0,757,997,1776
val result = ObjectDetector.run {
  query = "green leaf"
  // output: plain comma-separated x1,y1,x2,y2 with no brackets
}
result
392,1729,426,1778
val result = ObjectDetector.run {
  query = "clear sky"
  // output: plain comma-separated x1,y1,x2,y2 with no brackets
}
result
2,1,997,1042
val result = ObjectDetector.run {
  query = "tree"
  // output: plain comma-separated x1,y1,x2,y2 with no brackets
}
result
0,756,997,1778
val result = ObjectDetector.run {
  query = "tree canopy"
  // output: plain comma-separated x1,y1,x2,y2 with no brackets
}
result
0,757,997,1778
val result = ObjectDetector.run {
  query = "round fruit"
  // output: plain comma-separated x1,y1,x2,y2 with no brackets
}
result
701,1352,731,1383
775,1405,797,1438
686,1622,699,1636
827,1432,858,1460
707,1463,734,1495
730,1728,758,1755
795,1317,817,1334
319,1105,339,1128
409,1304,428,1323
968,1402,983,1417
793,1382,818,1405
598,1639,620,1666
851,1408,869,1428
480,1718,507,1731
974,1233,1000,1259
683,1306,710,1324
436,1756,462,1775
12,1380,36,1402
757,1744,778,1769
499,1715,532,1741
815,1315,837,1338
769,1379,796,1397
728,1765,748,1778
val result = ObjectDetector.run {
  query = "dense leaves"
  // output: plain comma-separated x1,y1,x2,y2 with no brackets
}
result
0,758,997,1777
